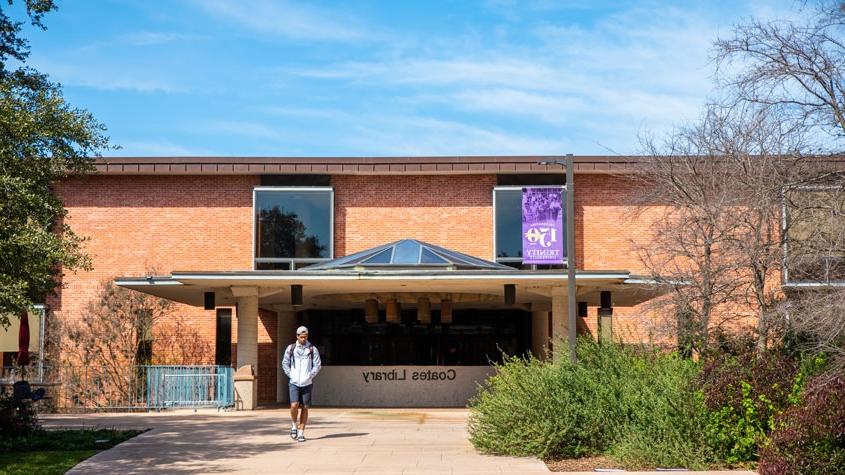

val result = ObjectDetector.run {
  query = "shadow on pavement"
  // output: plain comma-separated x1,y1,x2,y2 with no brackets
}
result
308,432,368,440
56,414,298,474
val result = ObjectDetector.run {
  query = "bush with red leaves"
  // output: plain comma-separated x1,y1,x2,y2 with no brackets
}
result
698,351,800,464
758,376,845,475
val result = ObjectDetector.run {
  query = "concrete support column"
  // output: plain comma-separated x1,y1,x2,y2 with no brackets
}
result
233,287,258,410
550,286,569,361
276,310,297,403
236,293,259,370
531,310,550,360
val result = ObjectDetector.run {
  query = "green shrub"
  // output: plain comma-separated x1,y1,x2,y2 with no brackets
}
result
467,352,605,459
604,349,713,469
468,339,713,468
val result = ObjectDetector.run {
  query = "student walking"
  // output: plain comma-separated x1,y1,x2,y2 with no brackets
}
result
282,326,322,442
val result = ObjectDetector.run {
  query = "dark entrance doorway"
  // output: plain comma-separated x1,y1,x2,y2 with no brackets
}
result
302,308,531,366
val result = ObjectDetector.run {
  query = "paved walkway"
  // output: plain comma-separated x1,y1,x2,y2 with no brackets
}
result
42,409,757,474
42,408,549,474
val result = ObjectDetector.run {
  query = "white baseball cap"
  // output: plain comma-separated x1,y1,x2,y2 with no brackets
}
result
296,326,309,335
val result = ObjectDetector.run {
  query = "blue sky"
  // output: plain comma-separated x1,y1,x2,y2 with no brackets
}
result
18,0,800,157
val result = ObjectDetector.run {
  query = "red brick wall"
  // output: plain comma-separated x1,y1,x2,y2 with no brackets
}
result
51,174,257,369
333,175,496,259
575,174,668,343
577,174,654,273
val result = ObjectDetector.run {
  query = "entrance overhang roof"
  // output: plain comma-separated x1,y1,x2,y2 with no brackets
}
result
115,269,666,312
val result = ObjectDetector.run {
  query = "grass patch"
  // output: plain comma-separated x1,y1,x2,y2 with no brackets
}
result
0,428,143,453
0,428,143,474
0,450,97,475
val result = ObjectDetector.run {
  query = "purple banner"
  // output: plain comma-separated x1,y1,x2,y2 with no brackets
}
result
522,187,565,264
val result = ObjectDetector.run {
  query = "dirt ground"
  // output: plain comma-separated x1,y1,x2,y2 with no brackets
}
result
545,457,757,473
545,456,622,472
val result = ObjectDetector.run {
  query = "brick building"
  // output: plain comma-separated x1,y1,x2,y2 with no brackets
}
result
46,155,668,408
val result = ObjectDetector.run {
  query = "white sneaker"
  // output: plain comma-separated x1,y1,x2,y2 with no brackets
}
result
296,432,306,442
289,426,297,440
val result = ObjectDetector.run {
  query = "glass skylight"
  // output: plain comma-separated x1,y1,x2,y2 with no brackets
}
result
303,239,514,271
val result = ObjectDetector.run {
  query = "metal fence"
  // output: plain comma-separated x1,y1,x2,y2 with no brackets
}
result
1,362,48,383
145,365,234,409
3,364,234,411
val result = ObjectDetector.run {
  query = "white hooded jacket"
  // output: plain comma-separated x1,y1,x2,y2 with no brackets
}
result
282,341,322,387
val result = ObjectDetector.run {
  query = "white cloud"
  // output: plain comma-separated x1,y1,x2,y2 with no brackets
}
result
32,59,182,93
190,0,368,42
344,115,567,156
239,106,569,155
48,0,801,156
122,31,202,46
293,58,563,91
285,3,728,154
261,106,357,121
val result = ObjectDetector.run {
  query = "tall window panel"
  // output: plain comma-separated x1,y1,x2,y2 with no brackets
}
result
494,187,523,264
254,187,333,270
215,309,232,366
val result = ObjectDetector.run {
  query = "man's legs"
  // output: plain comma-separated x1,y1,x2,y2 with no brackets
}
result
289,401,300,438
290,402,300,425
296,385,313,441
298,406,308,431
289,383,302,438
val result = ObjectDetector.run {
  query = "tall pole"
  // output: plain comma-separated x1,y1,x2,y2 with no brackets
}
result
566,154,577,363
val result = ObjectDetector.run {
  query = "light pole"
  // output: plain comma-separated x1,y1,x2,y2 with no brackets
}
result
537,154,577,363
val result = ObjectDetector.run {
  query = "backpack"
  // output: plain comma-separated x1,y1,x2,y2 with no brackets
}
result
287,342,314,368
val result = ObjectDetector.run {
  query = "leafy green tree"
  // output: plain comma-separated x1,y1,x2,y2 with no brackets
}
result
0,1,109,326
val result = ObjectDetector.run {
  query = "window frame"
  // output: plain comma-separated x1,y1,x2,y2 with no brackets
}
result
493,185,566,267
252,186,334,270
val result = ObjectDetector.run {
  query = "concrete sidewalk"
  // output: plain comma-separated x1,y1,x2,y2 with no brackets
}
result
42,408,548,474
42,409,757,475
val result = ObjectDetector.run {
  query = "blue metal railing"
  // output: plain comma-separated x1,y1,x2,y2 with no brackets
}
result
2,365,235,410
144,365,234,409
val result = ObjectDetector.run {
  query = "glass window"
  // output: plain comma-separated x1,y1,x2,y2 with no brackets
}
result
420,248,449,264
254,188,333,268
494,188,523,260
256,262,293,270
494,186,566,268
393,239,420,264
786,187,845,283
362,248,394,265
215,309,232,366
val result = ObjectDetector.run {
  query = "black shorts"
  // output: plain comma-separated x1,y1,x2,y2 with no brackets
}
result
289,383,313,407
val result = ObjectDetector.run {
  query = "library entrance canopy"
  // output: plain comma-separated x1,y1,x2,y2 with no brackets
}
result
115,240,663,310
